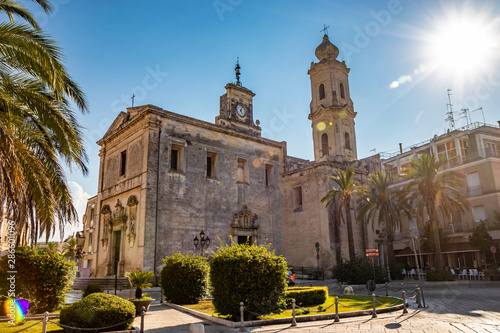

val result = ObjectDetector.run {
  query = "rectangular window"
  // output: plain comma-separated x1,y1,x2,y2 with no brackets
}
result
88,232,93,246
486,142,498,157
170,144,183,171
237,158,248,183
120,150,127,176
466,171,481,196
459,139,468,158
293,186,303,211
87,259,93,269
437,141,457,162
90,208,94,222
206,152,217,178
472,205,486,223
265,164,273,187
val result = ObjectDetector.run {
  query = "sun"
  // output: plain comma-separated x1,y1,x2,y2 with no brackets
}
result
424,8,498,82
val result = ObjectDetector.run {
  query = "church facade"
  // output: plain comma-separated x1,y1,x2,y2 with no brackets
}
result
79,35,383,278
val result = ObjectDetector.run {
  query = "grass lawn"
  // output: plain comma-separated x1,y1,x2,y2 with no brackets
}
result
183,295,402,320
0,319,63,332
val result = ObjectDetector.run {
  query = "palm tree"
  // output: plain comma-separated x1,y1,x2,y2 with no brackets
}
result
357,171,410,267
321,167,362,260
62,236,77,260
401,153,469,270
0,1,88,244
125,270,155,299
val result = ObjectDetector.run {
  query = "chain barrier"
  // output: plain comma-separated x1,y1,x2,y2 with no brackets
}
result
294,302,335,313
375,298,402,307
337,300,372,308
11,320,43,333
404,294,417,299
48,318,132,331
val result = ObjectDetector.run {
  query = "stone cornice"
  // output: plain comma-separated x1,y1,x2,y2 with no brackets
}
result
98,104,285,149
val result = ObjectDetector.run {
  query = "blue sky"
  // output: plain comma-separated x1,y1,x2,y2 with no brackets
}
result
27,0,500,236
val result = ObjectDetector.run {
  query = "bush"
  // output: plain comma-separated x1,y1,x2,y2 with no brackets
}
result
285,286,328,306
160,253,209,304
332,257,386,284
82,284,102,298
425,270,455,281
210,243,288,318
389,263,406,280
60,293,135,332
0,246,76,313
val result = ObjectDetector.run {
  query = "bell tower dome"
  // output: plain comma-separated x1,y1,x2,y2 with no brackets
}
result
308,33,357,161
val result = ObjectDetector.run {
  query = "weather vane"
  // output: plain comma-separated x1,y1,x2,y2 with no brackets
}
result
321,24,330,37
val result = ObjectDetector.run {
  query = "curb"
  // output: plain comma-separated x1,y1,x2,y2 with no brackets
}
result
164,298,404,328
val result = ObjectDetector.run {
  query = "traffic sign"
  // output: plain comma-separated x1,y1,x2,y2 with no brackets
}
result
491,246,497,254
366,253,379,257
366,249,379,254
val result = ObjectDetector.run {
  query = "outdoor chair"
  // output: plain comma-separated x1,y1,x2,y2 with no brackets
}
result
478,270,485,280
459,269,468,280
469,269,478,280
409,268,416,279
402,268,407,278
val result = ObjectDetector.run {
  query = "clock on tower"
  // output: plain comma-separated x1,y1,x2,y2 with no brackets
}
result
215,59,261,136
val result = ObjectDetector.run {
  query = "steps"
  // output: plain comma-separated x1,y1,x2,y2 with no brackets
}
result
72,277,131,290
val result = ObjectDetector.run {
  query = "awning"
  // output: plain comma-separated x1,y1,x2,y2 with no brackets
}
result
441,242,480,254
395,247,433,257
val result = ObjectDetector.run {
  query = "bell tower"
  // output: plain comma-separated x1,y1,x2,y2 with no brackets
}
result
215,60,261,136
308,34,357,161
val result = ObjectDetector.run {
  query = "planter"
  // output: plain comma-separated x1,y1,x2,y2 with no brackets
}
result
129,299,154,316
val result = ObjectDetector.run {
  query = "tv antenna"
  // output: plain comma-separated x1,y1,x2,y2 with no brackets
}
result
472,107,485,124
445,89,455,130
459,108,471,127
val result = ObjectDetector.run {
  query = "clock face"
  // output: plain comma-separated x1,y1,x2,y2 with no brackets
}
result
236,105,246,117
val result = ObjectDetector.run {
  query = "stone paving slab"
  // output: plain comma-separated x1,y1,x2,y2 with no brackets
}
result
134,280,500,332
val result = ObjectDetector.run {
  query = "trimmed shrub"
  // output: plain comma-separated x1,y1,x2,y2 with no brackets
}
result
82,284,102,298
60,293,135,332
286,286,328,306
332,256,386,284
389,263,406,281
426,270,455,281
160,253,209,304
0,246,76,313
210,243,288,318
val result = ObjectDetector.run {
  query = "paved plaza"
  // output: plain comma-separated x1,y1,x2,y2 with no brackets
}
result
134,280,500,332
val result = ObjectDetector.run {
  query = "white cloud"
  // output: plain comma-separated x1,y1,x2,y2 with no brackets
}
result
41,181,91,242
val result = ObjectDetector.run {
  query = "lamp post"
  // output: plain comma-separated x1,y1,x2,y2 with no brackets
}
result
193,231,211,256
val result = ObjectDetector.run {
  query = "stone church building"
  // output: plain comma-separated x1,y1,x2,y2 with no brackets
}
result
81,34,380,278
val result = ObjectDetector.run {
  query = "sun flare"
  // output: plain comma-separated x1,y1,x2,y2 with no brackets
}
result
425,10,498,81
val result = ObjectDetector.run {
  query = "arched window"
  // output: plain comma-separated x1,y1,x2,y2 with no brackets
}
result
345,132,351,150
340,83,345,99
321,133,329,156
319,84,325,100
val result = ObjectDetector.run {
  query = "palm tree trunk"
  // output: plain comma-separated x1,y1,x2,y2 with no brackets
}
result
328,203,342,266
346,201,356,260
430,207,443,269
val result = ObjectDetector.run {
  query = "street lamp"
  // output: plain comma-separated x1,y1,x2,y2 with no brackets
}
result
193,230,210,256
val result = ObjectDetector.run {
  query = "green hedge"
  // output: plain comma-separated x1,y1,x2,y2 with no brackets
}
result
332,256,386,284
160,253,209,304
210,243,288,318
426,270,455,281
0,246,76,313
60,293,134,332
285,286,328,306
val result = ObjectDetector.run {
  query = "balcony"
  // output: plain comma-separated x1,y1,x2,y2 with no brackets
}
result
467,185,483,197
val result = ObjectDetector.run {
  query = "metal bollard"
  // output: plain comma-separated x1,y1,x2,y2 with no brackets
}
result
334,296,339,322
291,299,297,326
401,282,404,291
402,291,408,314
239,302,245,332
372,294,377,318
140,306,145,333
41,311,49,333
385,282,388,296
416,287,423,308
